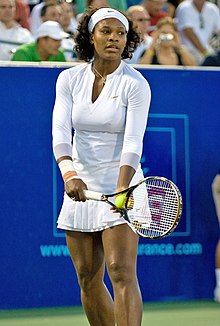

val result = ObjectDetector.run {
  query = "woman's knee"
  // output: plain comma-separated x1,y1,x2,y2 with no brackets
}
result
76,261,105,294
107,261,134,285
76,266,96,293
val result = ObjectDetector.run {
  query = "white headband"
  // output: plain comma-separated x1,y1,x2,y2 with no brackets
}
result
88,8,129,33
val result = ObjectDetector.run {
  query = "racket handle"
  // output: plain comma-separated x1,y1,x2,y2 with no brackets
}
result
84,190,104,201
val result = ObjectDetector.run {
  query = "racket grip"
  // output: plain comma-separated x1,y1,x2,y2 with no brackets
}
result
84,190,104,201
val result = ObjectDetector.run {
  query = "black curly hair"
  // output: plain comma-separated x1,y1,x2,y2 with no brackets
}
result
74,7,141,62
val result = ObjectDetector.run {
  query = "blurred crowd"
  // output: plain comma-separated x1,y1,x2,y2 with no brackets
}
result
0,0,220,65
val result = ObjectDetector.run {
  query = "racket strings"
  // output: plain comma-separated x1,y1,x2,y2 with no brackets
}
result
127,179,181,238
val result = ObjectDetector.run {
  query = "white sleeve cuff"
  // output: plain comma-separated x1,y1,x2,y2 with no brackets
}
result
120,152,140,170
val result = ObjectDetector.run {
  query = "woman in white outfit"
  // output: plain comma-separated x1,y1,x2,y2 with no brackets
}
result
52,7,151,325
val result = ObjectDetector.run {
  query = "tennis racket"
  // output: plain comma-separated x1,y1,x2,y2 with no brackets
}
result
84,176,182,239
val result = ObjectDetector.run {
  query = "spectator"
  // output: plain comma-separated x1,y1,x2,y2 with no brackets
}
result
0,0,33,60
165,0,182,17
11,20,67,61
15,0,31,30
211,172,220,303
201,48,220,65
38,1,76,61
139,16,196,65
40,3,61,24
126,5,152,64
175,0,220,64
30,0,58,35
59,0,77,61
76,0,108,22
141,0,167,34
75,0,127,15
59,0,77,34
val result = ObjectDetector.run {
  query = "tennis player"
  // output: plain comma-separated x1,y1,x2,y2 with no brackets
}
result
212,171,220,303
52,7,151,325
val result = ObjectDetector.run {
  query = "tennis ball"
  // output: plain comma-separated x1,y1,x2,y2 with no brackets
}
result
115,193,126,209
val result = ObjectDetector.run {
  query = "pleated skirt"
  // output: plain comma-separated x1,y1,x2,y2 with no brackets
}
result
57,164,145,232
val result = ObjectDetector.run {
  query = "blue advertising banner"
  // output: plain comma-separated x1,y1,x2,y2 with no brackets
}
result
0,64,219,308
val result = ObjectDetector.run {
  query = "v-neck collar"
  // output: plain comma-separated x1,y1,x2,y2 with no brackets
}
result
87,61,125,106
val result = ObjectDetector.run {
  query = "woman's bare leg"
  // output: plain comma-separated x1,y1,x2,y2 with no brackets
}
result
102,224,142,326
66,231,115,326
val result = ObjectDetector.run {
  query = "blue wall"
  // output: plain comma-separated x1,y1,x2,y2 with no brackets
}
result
0,65,219,309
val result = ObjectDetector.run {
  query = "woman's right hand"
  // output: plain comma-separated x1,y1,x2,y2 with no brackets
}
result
65,178,88,202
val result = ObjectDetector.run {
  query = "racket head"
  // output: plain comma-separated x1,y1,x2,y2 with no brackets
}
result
124,176,182,239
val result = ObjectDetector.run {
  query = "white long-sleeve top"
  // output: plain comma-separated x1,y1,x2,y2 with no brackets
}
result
52,60,151,231
53,61,151,187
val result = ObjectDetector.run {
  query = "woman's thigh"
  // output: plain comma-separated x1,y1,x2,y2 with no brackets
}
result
66,230,105,282
102,224,139,277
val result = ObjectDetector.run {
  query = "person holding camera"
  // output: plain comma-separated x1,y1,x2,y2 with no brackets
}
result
139,16,196,65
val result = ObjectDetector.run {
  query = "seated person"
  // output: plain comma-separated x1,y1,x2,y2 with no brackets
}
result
165,0,182,18
76,0,108,22
75,0,127,15
40,3,61,24
59,0,77,61
139,17,196,66
0,0,33,60
126,5,152,64
175,0,220,64
11,20,68,61
30,0,58,35
59,0,77,34
141,0,167,34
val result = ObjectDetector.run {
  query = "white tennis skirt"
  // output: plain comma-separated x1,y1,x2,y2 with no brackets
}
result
57,165,144,232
